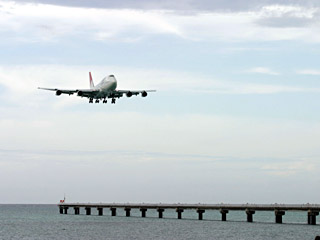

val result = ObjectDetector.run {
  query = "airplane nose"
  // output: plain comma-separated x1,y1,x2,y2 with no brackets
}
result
108,75,116,81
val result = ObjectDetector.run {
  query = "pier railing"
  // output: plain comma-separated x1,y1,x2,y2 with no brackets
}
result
57,203,320,225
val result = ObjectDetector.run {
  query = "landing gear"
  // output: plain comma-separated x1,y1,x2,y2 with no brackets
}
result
89,98,114,104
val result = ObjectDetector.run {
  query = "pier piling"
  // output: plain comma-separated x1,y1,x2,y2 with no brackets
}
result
157,208,164,218
140,208,147,218
63,207,68,214
59,207,63,214
197,209,205,220
176,208,184,219
308,211,319,225
220,209,229,221
110,208,117,216
85,207,91,215
246,210,255,222
74,207,80,215
275,210,285,224
97,207,103,216
125,208,131,217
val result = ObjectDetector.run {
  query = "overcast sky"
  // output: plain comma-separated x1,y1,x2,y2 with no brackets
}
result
0,0,320,204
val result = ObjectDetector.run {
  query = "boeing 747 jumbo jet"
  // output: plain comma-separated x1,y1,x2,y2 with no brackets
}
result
38,72,156,104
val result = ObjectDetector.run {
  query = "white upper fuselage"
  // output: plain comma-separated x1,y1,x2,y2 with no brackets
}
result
95,75,117,91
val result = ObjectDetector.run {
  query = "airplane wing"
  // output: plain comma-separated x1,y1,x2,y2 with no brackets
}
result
38,87,77,95
38,87,99,98
116,90,156,97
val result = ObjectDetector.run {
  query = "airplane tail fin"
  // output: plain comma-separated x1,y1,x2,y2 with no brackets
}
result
89,72,94,89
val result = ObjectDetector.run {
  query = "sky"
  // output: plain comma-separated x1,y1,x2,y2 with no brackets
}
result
0,0,320,204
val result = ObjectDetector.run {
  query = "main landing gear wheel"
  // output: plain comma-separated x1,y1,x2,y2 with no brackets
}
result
103,100,107,104
95,99,99,103
111,98,116,104
89,98,93,103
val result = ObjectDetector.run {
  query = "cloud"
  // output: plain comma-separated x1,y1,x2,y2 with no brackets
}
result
245,67,280,75
262,158,318,176
297,69,320,75
1,147,319,203
256,15,314,28
1,101,320,159
2,1,320,43
9,0,320,11
0,1,183,43
255,5,318,28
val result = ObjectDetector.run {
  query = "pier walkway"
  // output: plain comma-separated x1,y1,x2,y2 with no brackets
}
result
58,203,320,225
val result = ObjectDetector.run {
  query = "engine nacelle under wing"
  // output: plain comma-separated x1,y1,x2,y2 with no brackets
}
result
126,91,133,97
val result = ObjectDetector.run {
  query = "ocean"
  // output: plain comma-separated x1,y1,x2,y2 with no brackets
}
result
0,204,319,239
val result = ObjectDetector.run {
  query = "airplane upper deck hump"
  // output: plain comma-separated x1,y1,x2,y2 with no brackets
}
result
108,75,116,82
89,72,94,89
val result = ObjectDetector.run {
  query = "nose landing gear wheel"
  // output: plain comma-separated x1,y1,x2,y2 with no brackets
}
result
111,98,116,104
103,100,107,104
95,100,99,103
89,98,93,103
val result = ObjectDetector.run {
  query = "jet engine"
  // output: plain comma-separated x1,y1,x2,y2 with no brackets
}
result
77,91,83,96
141,91,147,97
126,91,133,97
56,90,62,96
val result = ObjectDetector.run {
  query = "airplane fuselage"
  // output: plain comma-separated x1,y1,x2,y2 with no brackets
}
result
93,75,117,98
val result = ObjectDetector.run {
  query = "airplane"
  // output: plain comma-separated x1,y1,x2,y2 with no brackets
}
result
38,72,156,104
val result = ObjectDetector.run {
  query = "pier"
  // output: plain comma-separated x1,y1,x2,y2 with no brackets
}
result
57,203,320,225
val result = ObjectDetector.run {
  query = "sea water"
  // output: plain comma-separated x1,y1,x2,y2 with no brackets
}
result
0,205,319,239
